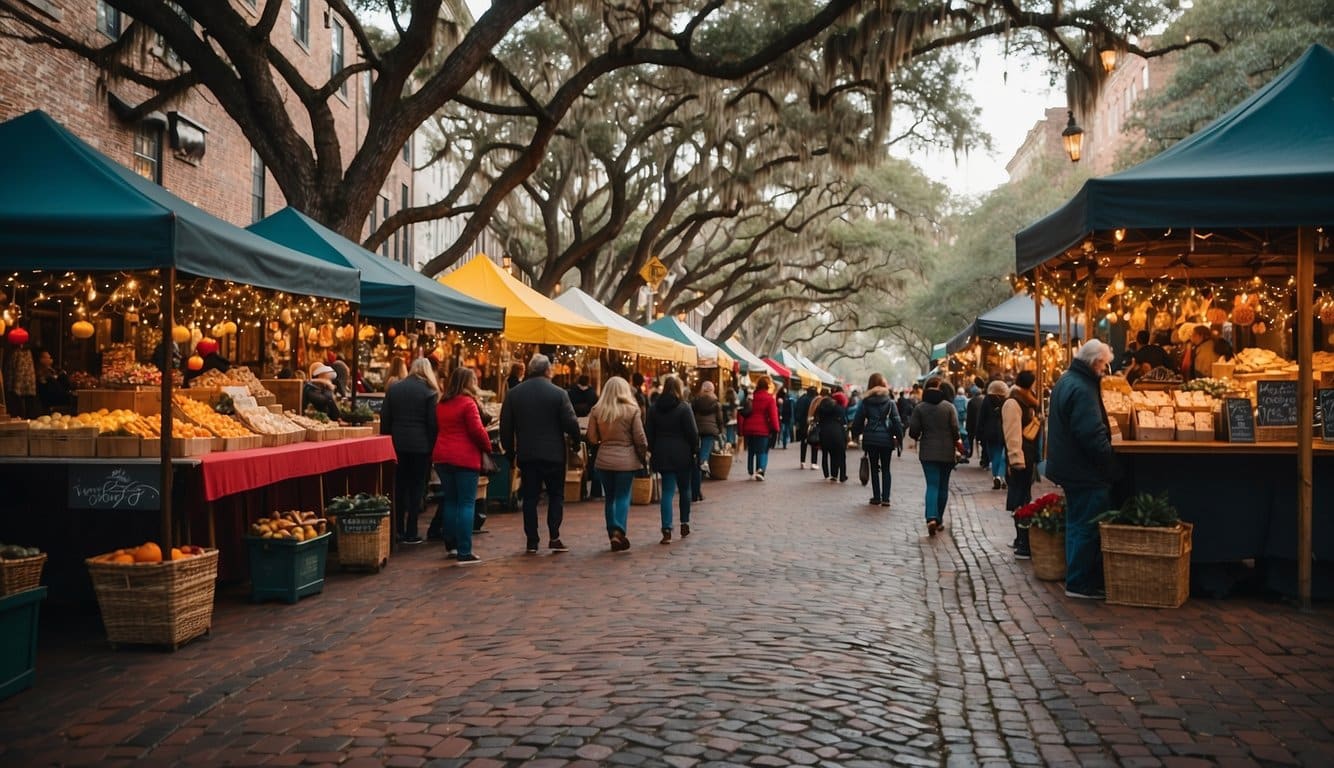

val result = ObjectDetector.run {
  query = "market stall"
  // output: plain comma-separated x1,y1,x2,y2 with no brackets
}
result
646,316,734,389
717,336,770,382
553,287,697,385
794,351,839,387
938,294,1085,384
772,349,820,390
1014,44,1334,602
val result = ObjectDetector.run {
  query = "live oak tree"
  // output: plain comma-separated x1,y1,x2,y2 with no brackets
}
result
0,0,1213,265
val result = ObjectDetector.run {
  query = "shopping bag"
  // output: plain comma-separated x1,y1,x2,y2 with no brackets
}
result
859,455,870,486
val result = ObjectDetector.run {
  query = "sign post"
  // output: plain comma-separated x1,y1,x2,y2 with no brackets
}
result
639,256,668,323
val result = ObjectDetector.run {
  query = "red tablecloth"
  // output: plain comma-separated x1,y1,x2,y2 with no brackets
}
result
198,437,397,501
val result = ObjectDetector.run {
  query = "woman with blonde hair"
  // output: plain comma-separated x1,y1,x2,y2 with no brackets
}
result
383,355,409,390
430,366,492,564
587,376,649,551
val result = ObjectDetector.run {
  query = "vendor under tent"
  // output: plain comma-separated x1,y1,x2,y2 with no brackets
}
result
0,109,365,585
772,349,820,389
553,288,696,365
1014,44,1334,604
646,316,733,370
938,294,1086,382
248,208,505,330
717,337,769,378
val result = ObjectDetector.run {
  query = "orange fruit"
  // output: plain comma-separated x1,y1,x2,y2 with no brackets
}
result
111,553,135,565
133,542,163,563
170,547,185,560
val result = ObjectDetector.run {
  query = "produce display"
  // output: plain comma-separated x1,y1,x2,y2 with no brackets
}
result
188,366,275,398
88,541,207,564
0,542,41,559
1233,347,1294,376
286,411,339,432
1181,378,1231,398
173,393,255,437
234,407,303,436
101,362,165,387
326,493,391,517
249,511,328,541
28,413,97,431
1137,366,1183,386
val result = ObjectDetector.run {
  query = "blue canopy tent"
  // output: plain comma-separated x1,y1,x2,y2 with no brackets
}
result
249,207,504,330
940,294,1084,355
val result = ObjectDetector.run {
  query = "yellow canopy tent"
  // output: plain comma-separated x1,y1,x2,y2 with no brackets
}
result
439,255,638,350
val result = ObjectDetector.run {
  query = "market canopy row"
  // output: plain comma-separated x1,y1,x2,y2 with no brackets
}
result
553,287,696,364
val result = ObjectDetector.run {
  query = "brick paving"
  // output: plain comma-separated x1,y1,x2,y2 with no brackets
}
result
2,445,1332,767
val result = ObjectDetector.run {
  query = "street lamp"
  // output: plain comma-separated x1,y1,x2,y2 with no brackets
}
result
1062,110,1085,162
501,255,512,273
1099,48,1118,73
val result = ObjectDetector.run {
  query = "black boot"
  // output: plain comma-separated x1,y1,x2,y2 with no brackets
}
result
1014,522,1031,559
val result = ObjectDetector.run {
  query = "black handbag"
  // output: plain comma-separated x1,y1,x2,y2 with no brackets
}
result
859,455,870,486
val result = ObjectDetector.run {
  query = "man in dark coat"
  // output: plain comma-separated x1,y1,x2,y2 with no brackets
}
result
500,354,582,554
793,386,815,468
1046,339,1117,600
381,360,440,544
965,385,985,465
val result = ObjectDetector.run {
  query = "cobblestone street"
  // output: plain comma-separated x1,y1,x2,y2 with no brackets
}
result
2,446,1332,767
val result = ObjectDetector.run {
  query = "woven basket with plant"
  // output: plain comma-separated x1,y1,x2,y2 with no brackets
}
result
1015,494,1065,580
1094,492,1192,608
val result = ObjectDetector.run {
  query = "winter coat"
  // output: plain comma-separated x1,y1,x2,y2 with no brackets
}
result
965,393,985,438
431,395,492,471
646,393,699,473
1045,359,1116,490
381,375,440,456
588,411,648,472
851,387,903,449
976,393,1007,445
793,392,814,436
896,394,916,425
1001,386,1040,470
691,394,724,437
738,389,780,438
815,397,847,449
907,388,960,464
303,380,341,421
778,392,794,423
499,376,582,465
567,384,598,417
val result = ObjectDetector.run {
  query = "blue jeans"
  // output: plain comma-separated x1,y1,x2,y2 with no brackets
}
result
987,440,1008,478
866,445,893,501
724,424,737,448
780,420,791,448
746,435,771,475
692,435,717,499
597,468,635,536
1064,485,1108,594
434,464,479,557
518,459,565,547
659,470,692,530
921,460,954,522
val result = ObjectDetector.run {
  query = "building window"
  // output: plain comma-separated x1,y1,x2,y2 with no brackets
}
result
402,140,411,164
250,149,266,223
291,0,309,46
400,183,411,264
379,194,390,258
362,70,372,108
330,19,347,95
1142,64,1150,92
96,1,121,38
133,123,163,184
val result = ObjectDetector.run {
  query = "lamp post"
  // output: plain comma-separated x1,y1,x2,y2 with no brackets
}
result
1062,110,1085,162
1099,48,1118,73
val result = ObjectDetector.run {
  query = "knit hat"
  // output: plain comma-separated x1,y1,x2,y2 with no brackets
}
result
1015,371,1036,389
986,380,1009,397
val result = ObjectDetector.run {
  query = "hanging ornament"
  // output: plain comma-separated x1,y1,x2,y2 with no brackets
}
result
1206,307,1228,326
280,308,293,326
172,325,192,344
359,325,377,342
7,327,29,346
1252,321,1267,335
191,327,203,347
1320,302,1334,326
387,327,397,338
222,321,238,336
196,338,219,355
211,322,226,338
307,327,320,346
71,320,95,339
187,355,204,371
1232,299,1256,327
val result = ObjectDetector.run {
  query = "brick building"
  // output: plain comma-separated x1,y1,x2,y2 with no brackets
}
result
0,0,413,256
1005,106,1072,184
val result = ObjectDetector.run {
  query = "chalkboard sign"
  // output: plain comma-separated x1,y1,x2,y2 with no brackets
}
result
1224,398,1255,443
1321,389,1334,442
68,465,161,510
1256,380,1299,427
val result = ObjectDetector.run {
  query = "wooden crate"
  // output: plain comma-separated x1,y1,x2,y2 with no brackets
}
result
1133,425,1174,441
342,426,374,439
0,422,28,457
1255,425,1297,442
28,428,98,457
77,388,163,416
223,435,264,452
260,379,303,413
96,436,143,458
564,470,584,503
305,428,343,442
139,437,213,458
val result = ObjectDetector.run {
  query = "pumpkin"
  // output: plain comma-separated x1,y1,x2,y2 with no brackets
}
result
71,320,95,339
187,355,205,371
1206,307,1229,326
7,327,29,346
172,325,192,344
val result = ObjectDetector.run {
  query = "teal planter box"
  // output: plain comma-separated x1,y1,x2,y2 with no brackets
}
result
246,533,331,604
0,586,47,701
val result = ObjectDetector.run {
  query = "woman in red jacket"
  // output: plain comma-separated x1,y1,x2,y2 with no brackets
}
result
431,367,493,565
737,375,781,480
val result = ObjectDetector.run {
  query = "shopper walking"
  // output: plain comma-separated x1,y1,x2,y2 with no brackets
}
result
690,381,724,502
776,385,793,449
586,376,648,552
499,354,582,554
431,367,492,564
738,375,780,480
381,358,440,544
1001,371,1041,559
647,375,699,543
721,387,739,450
805,388,828,472
907,377,961,536
977,379,1010,488
1046,340,1117,599
965,385,986,467
814,387,848,481
794,385,816,469
851,373,903,506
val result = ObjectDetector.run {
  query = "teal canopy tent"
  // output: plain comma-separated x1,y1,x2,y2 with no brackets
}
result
249,207,504,329
0,111,359,301
940,294,1083,355
717,337,767,375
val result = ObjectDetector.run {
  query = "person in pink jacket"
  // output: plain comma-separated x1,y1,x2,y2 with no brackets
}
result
431,367,494,565
737,375,781,480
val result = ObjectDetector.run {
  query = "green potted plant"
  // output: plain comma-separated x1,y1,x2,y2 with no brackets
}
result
1093,492,1193,608
1016,494,1065,581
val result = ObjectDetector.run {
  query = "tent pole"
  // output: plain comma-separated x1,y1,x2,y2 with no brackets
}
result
160,267,176,552
350,307,360,408
1297,227,1315,610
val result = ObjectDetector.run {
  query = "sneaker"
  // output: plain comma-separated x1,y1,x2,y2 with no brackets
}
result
549,539,569,552
681,523,691,538
1014,550,1032,560
399,535,424,545
446,548,458,558
809,464,819,471
880,500,892,507
756,470,765,482
800,462,806,469
692,495,704,503
927,519,939,537
869,497,881,505
1001,480,1008,490
610,531,630,551
456,554,482,565
992,477,1002,490
525,543,539,555
1064,588,1106,600
660,528,672,545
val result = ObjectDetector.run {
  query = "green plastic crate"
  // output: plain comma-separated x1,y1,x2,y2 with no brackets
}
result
246,533,331,604
0,586,47,701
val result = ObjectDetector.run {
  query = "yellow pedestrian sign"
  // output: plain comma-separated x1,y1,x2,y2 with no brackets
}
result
638,256,668,289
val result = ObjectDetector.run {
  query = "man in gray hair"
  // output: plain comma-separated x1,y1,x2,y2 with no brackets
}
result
1045,338,1116,600
499,353,582,554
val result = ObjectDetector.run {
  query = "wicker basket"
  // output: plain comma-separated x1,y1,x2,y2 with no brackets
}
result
85,549,219,649
1027,527,1065,581
337,514,390,572
631,475,656,505
0,554,47,596
708,452,733,480
1099,522,1192,608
